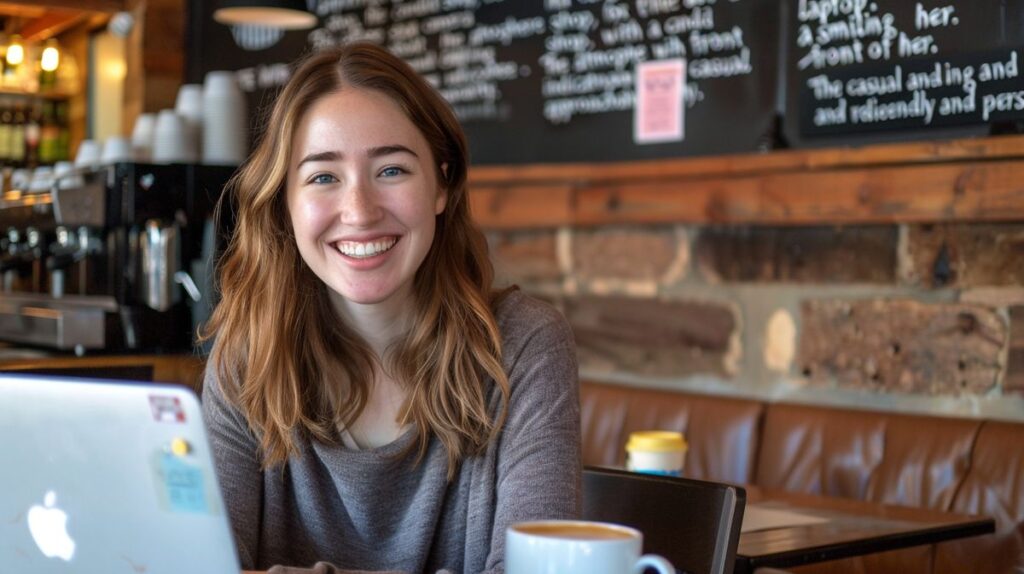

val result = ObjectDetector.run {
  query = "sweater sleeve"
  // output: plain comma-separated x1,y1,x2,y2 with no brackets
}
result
482,306,583,573
202,365,264,570
267,566,404,574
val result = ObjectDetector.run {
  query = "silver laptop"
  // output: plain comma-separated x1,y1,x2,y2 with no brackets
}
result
0,374,240,574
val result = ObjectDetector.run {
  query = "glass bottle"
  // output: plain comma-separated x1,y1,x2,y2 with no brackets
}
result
0,98,11,168
24,101,41,168
39,101,58,165
55,100,70,162
9,102,26,167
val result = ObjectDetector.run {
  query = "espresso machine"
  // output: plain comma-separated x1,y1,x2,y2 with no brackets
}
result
0,163,235,354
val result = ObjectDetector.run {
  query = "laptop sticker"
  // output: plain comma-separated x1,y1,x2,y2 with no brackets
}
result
152,449,209,514
149,395,186,423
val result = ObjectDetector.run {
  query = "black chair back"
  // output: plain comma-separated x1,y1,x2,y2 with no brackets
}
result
583,466,746,574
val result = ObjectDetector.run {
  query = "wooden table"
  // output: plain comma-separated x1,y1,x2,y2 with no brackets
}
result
733,486,995,573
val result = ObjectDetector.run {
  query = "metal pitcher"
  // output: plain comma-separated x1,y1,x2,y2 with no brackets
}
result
140,220,181,311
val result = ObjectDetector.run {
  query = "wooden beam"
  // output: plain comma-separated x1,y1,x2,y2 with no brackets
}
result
469,157,1024,228
469,184,575,229
0,2,45,19
0,0,124,15
468,135,1024,186
18,10,86,42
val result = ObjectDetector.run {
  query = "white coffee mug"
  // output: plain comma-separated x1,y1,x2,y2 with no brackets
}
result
131,112,157,161
28,166,55,193
101,136,133,164
507,520,675,574
152,109,198,164
74,138,102,168
53,161,83,190
10,168,31,191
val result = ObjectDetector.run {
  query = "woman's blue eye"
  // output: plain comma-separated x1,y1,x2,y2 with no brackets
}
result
310,173,337,185
379,166,406,178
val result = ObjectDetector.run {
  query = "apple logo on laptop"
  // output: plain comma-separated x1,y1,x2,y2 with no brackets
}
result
27,490,76,561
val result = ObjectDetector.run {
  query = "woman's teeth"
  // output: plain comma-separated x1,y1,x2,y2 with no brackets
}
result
337,237,398,258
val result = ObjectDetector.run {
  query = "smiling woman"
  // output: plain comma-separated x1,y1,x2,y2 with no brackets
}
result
199,43,581,574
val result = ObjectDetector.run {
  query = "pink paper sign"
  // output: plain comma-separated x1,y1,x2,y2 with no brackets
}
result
634,59,686,144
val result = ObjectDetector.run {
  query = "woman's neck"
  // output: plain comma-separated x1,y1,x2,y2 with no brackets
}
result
330,288,414,358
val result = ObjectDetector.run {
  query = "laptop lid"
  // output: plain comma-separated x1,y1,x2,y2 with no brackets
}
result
0,374,240,574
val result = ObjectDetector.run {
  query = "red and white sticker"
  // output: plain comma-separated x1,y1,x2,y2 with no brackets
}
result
149,395,186,423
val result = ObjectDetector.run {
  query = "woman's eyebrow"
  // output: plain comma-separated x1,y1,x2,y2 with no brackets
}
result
295,145,418,170
296,150,341,169
368,144,418,159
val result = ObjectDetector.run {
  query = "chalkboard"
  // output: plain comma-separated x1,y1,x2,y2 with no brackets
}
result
187,0,780,165
784,0,1024,147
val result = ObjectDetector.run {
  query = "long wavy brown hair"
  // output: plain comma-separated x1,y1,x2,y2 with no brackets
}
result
201,42,509,479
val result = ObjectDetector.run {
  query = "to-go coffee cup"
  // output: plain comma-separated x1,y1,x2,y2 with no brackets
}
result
507,520,675,574
626,431,688,477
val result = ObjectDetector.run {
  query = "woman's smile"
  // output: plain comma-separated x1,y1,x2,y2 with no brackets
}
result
329,235,403,271
334,236,399,259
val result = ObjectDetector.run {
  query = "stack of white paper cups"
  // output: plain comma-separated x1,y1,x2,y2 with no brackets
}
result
175,84,204,160
152,109,197,164
202,71,248,166
131,113,156,162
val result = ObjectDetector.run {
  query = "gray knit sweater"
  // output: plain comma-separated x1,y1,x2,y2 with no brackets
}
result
202,291,582,574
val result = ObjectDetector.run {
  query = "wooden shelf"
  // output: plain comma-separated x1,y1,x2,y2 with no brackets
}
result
0,88,75,100
468,134,1024,228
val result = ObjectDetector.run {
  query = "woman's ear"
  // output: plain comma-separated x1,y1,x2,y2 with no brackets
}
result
435,188,448,214
436,162,449,215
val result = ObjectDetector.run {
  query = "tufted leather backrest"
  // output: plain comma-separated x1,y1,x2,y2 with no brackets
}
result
935,421,1024,574
756,403,982,574
580,381,763,485
756,402,980,509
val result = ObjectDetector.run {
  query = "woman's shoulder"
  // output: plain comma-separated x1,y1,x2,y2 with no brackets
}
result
493,288,574,352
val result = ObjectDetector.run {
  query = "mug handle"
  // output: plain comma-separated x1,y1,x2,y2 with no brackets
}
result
633,554,676,574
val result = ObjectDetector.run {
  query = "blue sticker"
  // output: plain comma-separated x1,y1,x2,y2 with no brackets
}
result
635,469,682,477
160,454,208,513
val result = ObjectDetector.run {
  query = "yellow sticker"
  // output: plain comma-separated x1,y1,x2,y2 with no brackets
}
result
170,438,192,457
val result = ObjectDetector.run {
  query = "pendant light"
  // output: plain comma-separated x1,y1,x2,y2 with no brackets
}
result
5,35,24,67
213,0,318,30
41,40,60,72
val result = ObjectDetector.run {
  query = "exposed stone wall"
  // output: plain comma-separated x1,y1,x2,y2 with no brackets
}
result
488,223,1024,419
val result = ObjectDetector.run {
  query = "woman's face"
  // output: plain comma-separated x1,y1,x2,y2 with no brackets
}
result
286,87,447,315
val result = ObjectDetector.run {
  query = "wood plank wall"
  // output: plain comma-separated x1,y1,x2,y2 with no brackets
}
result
123,0,185,133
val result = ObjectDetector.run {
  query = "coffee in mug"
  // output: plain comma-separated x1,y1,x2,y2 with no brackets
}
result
626,431,688,476
506,520,675,574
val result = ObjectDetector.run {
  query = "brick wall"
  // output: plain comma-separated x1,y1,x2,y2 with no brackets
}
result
489,223,1024,420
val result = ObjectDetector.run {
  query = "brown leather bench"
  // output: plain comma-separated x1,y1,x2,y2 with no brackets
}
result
581,380,1024,574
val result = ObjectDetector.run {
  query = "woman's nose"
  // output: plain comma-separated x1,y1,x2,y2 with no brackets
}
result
340,181,383,226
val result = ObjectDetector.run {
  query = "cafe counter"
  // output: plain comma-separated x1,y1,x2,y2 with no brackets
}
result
0,354,205,393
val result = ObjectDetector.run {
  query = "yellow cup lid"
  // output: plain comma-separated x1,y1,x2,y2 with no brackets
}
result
626,431,688,453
